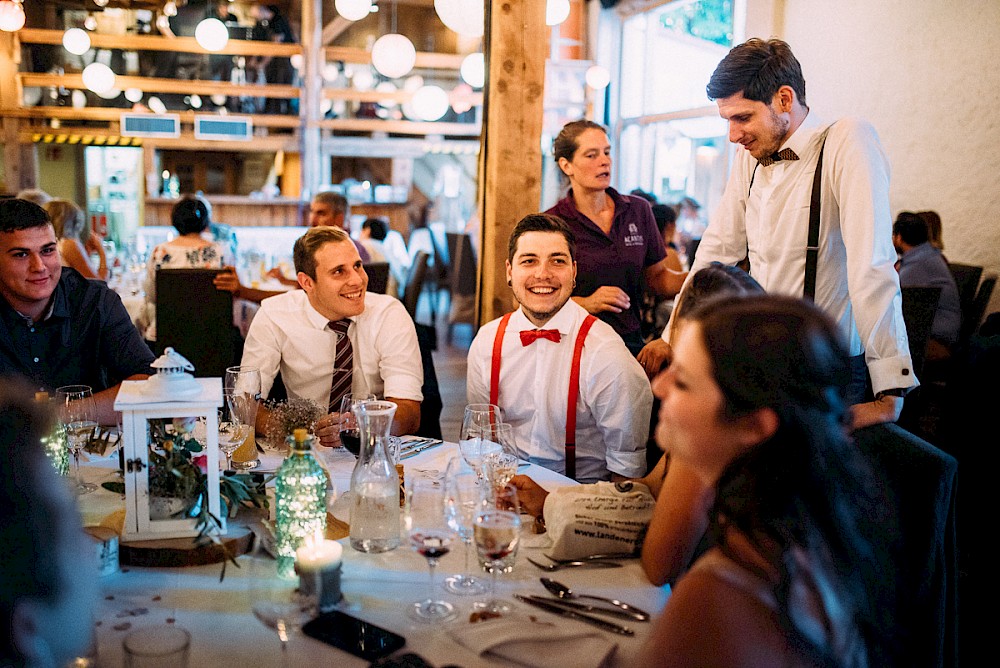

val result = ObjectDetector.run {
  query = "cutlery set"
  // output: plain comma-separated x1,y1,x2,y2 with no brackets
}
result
398,437,443,460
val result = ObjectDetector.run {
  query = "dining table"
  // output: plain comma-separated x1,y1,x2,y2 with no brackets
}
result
75,441,670,667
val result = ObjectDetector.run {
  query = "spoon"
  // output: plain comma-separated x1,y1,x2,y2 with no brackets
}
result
540,577,652,621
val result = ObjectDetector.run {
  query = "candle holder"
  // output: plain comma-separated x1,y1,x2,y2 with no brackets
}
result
296,539,344,612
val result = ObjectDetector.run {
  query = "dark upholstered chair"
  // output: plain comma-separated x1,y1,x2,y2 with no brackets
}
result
900,286,942,379
364,261,391,295
155,268,237,378
402,250,430,320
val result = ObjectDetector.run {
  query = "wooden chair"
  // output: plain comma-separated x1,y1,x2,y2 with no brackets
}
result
900,286,941,380
402,250,430,320
445,232,478,344
364,261,391,294
155,268,237,378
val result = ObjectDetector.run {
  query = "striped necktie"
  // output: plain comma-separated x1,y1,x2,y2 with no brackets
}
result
328,319,353,411
757,147,799,167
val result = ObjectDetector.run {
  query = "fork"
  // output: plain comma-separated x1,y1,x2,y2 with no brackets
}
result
526,557,623,571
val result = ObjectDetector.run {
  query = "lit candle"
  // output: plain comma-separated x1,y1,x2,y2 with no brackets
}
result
296,537,344,612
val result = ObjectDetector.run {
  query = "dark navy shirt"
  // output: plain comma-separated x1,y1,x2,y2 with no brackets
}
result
897,242,962,345
0,267,155,393
547,187,666,338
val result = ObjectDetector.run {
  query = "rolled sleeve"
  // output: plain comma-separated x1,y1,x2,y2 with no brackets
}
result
586,338,651,479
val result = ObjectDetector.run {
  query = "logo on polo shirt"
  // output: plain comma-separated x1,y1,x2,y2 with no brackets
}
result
624,222,644,246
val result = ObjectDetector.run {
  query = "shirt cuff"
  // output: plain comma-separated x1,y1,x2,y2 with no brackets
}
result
606,450,647,480
867,354,920,395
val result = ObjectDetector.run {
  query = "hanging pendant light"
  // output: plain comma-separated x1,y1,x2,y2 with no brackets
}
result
82,62,116,95
335,0,373,22
585,65,611,90
63,28,92,56
460,52,484,89
371,33,416,79
434,0,483,38
0,0,26,32
195,18,229,51
411,85,449,122
546,0,571,27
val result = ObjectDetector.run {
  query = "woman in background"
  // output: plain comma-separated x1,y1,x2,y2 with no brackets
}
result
141,195,229,341
46,198,108,280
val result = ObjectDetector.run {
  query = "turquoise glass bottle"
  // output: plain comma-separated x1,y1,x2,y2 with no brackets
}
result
274,428,327,578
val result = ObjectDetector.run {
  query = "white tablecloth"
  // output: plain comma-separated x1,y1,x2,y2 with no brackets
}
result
78,443,669,667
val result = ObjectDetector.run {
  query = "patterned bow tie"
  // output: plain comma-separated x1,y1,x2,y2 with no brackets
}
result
757,148,799,167
520,329,561,346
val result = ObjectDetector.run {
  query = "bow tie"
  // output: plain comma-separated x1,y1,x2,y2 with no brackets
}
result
757,148,799,167
520,329,561,346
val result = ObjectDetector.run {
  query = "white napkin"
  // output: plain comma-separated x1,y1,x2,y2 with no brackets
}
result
447,616,618,668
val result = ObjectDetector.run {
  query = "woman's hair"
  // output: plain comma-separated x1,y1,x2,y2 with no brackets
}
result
45,199,86,240
170,195,212,235
917,210,944,250
552,119,608,165
667,262,763,341
688,295,891,665
0,385,65,665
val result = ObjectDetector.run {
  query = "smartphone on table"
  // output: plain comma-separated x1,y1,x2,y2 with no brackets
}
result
302,610,406,661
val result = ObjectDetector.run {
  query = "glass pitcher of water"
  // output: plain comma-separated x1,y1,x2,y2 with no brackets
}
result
349,400,401,553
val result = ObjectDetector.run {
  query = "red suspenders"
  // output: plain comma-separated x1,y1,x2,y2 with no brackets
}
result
489,312,597,480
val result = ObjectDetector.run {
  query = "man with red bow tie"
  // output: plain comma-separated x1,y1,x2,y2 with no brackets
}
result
466,214,650,483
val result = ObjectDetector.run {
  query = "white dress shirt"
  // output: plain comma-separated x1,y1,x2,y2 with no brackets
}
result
677,113,916,394
468,301,650,482
242,290,423,408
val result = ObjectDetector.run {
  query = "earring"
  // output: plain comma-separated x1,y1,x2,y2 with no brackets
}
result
507,279,512,287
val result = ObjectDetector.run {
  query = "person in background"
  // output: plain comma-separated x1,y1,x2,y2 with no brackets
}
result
646,203,687,338
468,214,650,483
674,196,706,265
668,38,916,430
140,195,230,342
358,218,401,298
547,120,686,358
893,211,961,360
639,295,893,666
15,189,52,208
46,199,108,281
242,226,422,444
917,210,946,255
1,384,100,668
0,199,153,425
365,217,411,294
249,3,296,115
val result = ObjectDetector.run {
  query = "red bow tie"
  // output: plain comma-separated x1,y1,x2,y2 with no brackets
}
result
520,329,561,346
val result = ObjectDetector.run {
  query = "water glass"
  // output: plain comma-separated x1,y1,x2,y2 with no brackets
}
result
122,625,190,668
56,384,98,495
474,483,521,615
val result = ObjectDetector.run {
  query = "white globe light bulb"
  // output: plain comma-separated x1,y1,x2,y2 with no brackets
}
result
124,88,144,103
585,65,611,90
0,1,26,32
148,96,168,114
195,18,229,52
334,0,373,22
434,0,483,38
412,85,449,122
546,0,571,26
82,62,116,95
371,33,416,79
63,28,92,56
460,52,485,89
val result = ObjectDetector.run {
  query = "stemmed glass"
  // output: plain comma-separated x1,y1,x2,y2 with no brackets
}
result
338,393,376,457
459,403,504,480
474,483,522,615
218,392,251,472
406,477,458,622
482,423,520,491
443,458,488,596
251,580,317,663
57,384,98,494
225,365,261,470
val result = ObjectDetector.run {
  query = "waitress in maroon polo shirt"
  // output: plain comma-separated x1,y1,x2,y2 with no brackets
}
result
546,120,686,364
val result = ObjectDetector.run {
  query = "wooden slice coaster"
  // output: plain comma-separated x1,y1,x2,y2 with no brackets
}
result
119,525,254,568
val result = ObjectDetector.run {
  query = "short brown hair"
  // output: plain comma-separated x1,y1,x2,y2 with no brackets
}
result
552,119,608,165
507,213,576,264
312,190,350,217
707,38,807,106
293,226,352,279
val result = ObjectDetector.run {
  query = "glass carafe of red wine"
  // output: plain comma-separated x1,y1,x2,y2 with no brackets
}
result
349,400,400,553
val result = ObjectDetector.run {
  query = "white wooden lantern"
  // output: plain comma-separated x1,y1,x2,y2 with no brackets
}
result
113,348,225,541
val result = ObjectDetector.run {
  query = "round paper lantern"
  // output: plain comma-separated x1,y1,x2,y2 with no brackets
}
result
148,96,168,114
62,28,91,56
195,18,229,51
124,88,144,103
411,85,449,122
434,0,483,38
375,81,399,109
82,63,116,95
460,52,485,89
94,87,121,101
351,68,375,91
546,0,571,27
335,0,372,22
0,1,26,32
371,33,416,79
585,65,611,90
210,93,227,106
71,90,88,109
403,74,424,92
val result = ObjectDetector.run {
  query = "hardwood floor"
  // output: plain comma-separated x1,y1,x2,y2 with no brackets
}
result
416,289,474,443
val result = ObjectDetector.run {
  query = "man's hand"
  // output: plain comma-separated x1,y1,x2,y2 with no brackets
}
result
213,266,243,296
636,338,672,378
573,286,630,315
511,475,550,518
314,412,346,449
849,394,904,431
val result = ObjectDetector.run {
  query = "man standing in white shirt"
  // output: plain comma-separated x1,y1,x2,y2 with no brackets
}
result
656,38,915,429
242,226,422,446
467,214,650,483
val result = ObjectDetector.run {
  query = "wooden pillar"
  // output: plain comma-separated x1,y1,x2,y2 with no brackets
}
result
299,0,322,200
1,31,36,193
478,0,548,325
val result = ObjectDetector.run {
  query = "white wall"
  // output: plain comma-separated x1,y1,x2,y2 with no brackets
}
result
765,0,1000,314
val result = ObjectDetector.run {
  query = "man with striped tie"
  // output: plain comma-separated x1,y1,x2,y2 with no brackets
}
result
656,38,916,431
466,214,650,483
241,226,422,446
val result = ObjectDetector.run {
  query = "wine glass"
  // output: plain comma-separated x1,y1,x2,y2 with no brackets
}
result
218,393,251,472
56,385,98,495
338,393,376,457
225,366,261,470
443,458,488,596
459,403,504,479
251,584,317,662
405,477,458,622
482,423,520,491
474,483,521,615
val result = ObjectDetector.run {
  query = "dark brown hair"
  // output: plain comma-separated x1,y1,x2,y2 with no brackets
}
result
507,213,576,264
552,119,608,165
707,38,807,106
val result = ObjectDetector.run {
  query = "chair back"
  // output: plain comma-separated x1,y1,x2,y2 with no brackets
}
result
447,232,478,297
961,274,996,342
402,250,430,319
900,286,941,379
948,262,983,319
364,262,391,294
155,268,235,378
852,423,958,668
413,322,443,439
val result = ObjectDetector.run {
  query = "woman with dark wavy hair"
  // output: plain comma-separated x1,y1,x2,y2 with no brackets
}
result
641,295,893,667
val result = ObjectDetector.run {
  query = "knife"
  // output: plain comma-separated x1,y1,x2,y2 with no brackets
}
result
519,595,648,622
400,439,443,460
513,595,635,636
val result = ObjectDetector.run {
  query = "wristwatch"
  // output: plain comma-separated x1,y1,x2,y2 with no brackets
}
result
875,388,907,400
